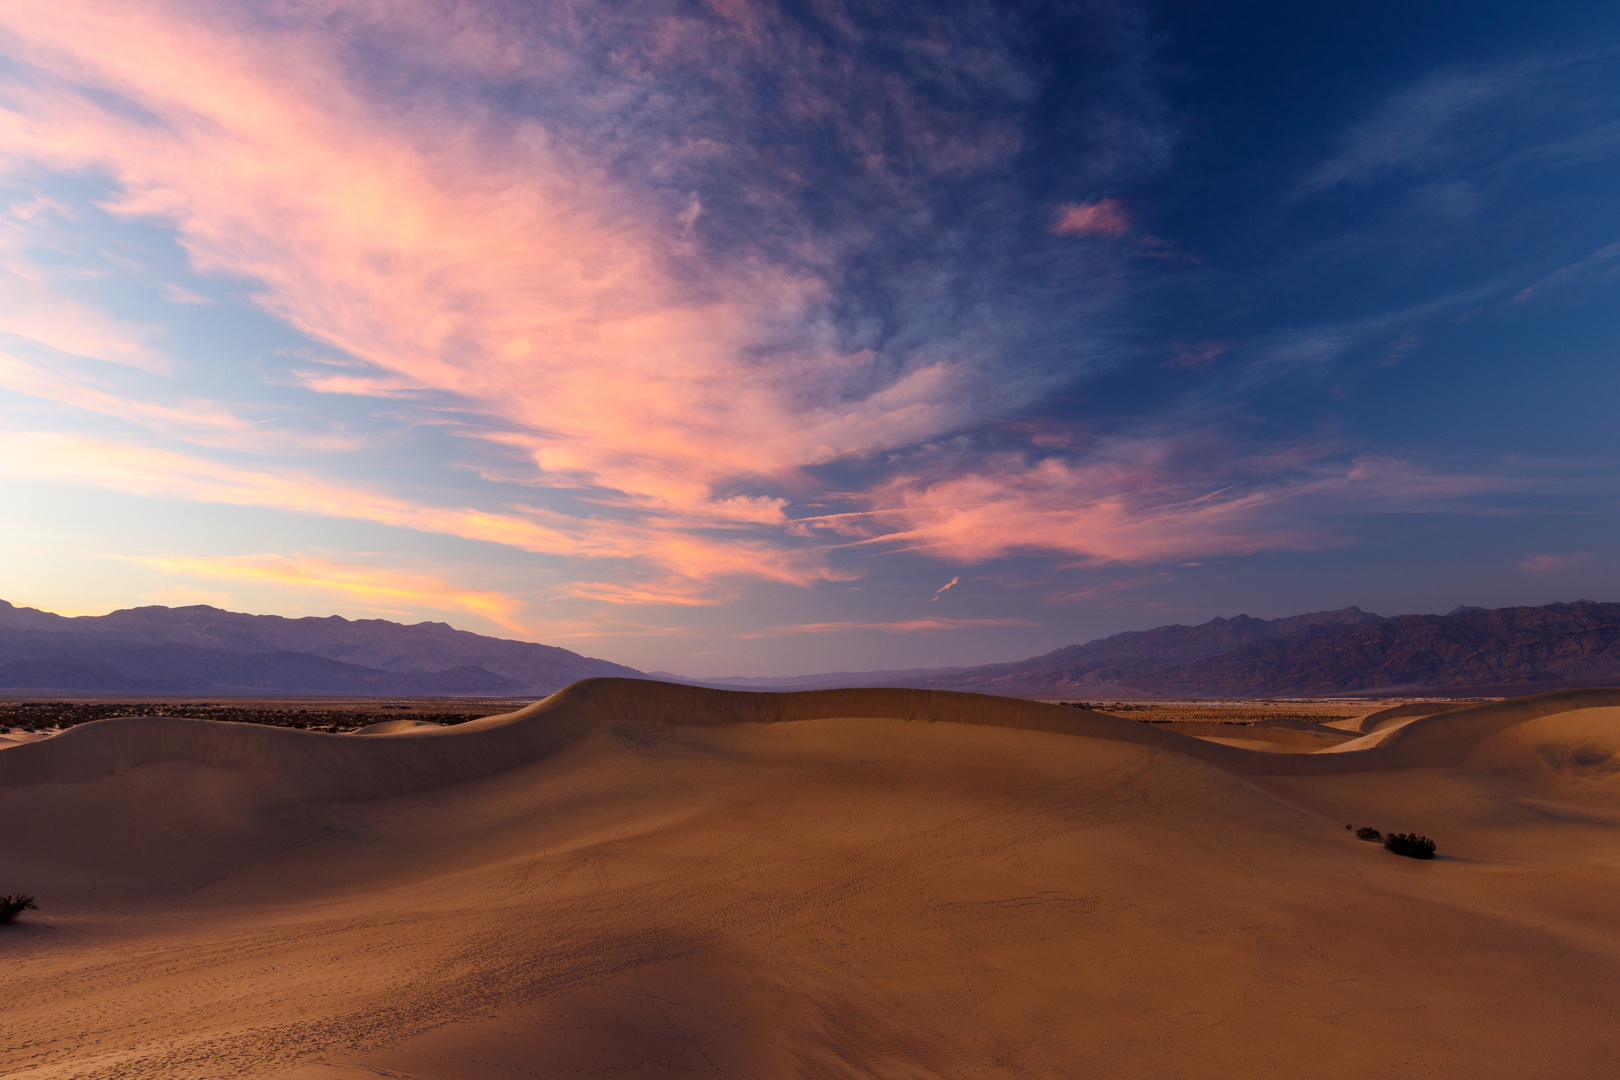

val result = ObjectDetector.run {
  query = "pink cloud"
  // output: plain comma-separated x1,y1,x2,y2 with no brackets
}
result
871,453,1303,564
1163,341,1229,369
0,2,1531,607
283,369,424,399
1520,552,1591,573
0,0,992,571
1052,198,1130,238
791,445,1519,567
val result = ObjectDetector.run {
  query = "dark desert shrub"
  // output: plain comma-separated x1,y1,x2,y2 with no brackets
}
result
1,894,38,924
1355,826,1383,842
1384,833,1437,859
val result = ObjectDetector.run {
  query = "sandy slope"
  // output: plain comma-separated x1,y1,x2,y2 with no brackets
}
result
2,679,1619,1078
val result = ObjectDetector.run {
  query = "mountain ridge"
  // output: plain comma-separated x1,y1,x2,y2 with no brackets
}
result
693,607,1386,694
1145,601,1620,696
0,601,643,695
4,598,1617,698
683,602,1620,698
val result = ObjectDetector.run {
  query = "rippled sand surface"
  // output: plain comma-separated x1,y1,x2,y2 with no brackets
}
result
3,680,1618,1078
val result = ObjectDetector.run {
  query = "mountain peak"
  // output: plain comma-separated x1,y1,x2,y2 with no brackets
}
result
0,600,643,695
751,600,1617,698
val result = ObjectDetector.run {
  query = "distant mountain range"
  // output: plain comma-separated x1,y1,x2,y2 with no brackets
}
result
0,601,642,695
4,598,1617,698
1140,601,1620,697
699,601,1620,698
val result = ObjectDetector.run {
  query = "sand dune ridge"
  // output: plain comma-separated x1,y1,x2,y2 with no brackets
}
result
0,679,1226,799
6,680,1620,1078
6,680,1619,798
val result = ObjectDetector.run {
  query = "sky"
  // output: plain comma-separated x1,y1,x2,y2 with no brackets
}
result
1,1,1618,677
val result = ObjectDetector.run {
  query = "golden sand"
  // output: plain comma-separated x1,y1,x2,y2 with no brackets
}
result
3,680,1617,1077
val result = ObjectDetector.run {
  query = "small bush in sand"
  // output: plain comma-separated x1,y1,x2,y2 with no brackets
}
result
1384,833,1437,860
1355,826,1383,842
1,894,38,925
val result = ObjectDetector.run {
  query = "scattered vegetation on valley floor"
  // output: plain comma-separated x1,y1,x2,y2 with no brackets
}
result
0,700,527,735
1060,700,1381,725
1058,697,1490,726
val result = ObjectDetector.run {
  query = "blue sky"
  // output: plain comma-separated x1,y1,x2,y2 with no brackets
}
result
0,1,1616,675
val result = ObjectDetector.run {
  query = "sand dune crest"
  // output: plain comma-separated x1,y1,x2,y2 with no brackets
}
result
4,680,1620,1078
9,679,1617,794
0,679,1231,798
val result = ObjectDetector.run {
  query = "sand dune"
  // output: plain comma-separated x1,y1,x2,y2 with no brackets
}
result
3,679,1620,1077
1155,718,1361,750
1347,700,1471,733
350,718,448,736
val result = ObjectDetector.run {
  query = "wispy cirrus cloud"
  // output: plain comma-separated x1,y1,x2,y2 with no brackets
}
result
1295,52,1620,198
158,282,214,305
553,579,733,608
0,351,363,453
1297,66,1525,194
1515,241,1620,301
795,442,1520,566
1228,281,1501,387
0,1,1035,493
0,0,1142,588
0,266,167,374
0,430,831,586
1052,198,1130,238
1,0,1566,655
0,195,170,371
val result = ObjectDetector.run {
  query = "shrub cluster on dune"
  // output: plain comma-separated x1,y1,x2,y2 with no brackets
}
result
0,893,37,925
1348,825,1438,858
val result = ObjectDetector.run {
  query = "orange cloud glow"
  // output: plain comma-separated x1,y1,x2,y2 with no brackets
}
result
123,553,531,633
0,431,831,588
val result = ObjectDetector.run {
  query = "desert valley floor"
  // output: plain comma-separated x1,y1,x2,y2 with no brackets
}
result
3,679,1619,1078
